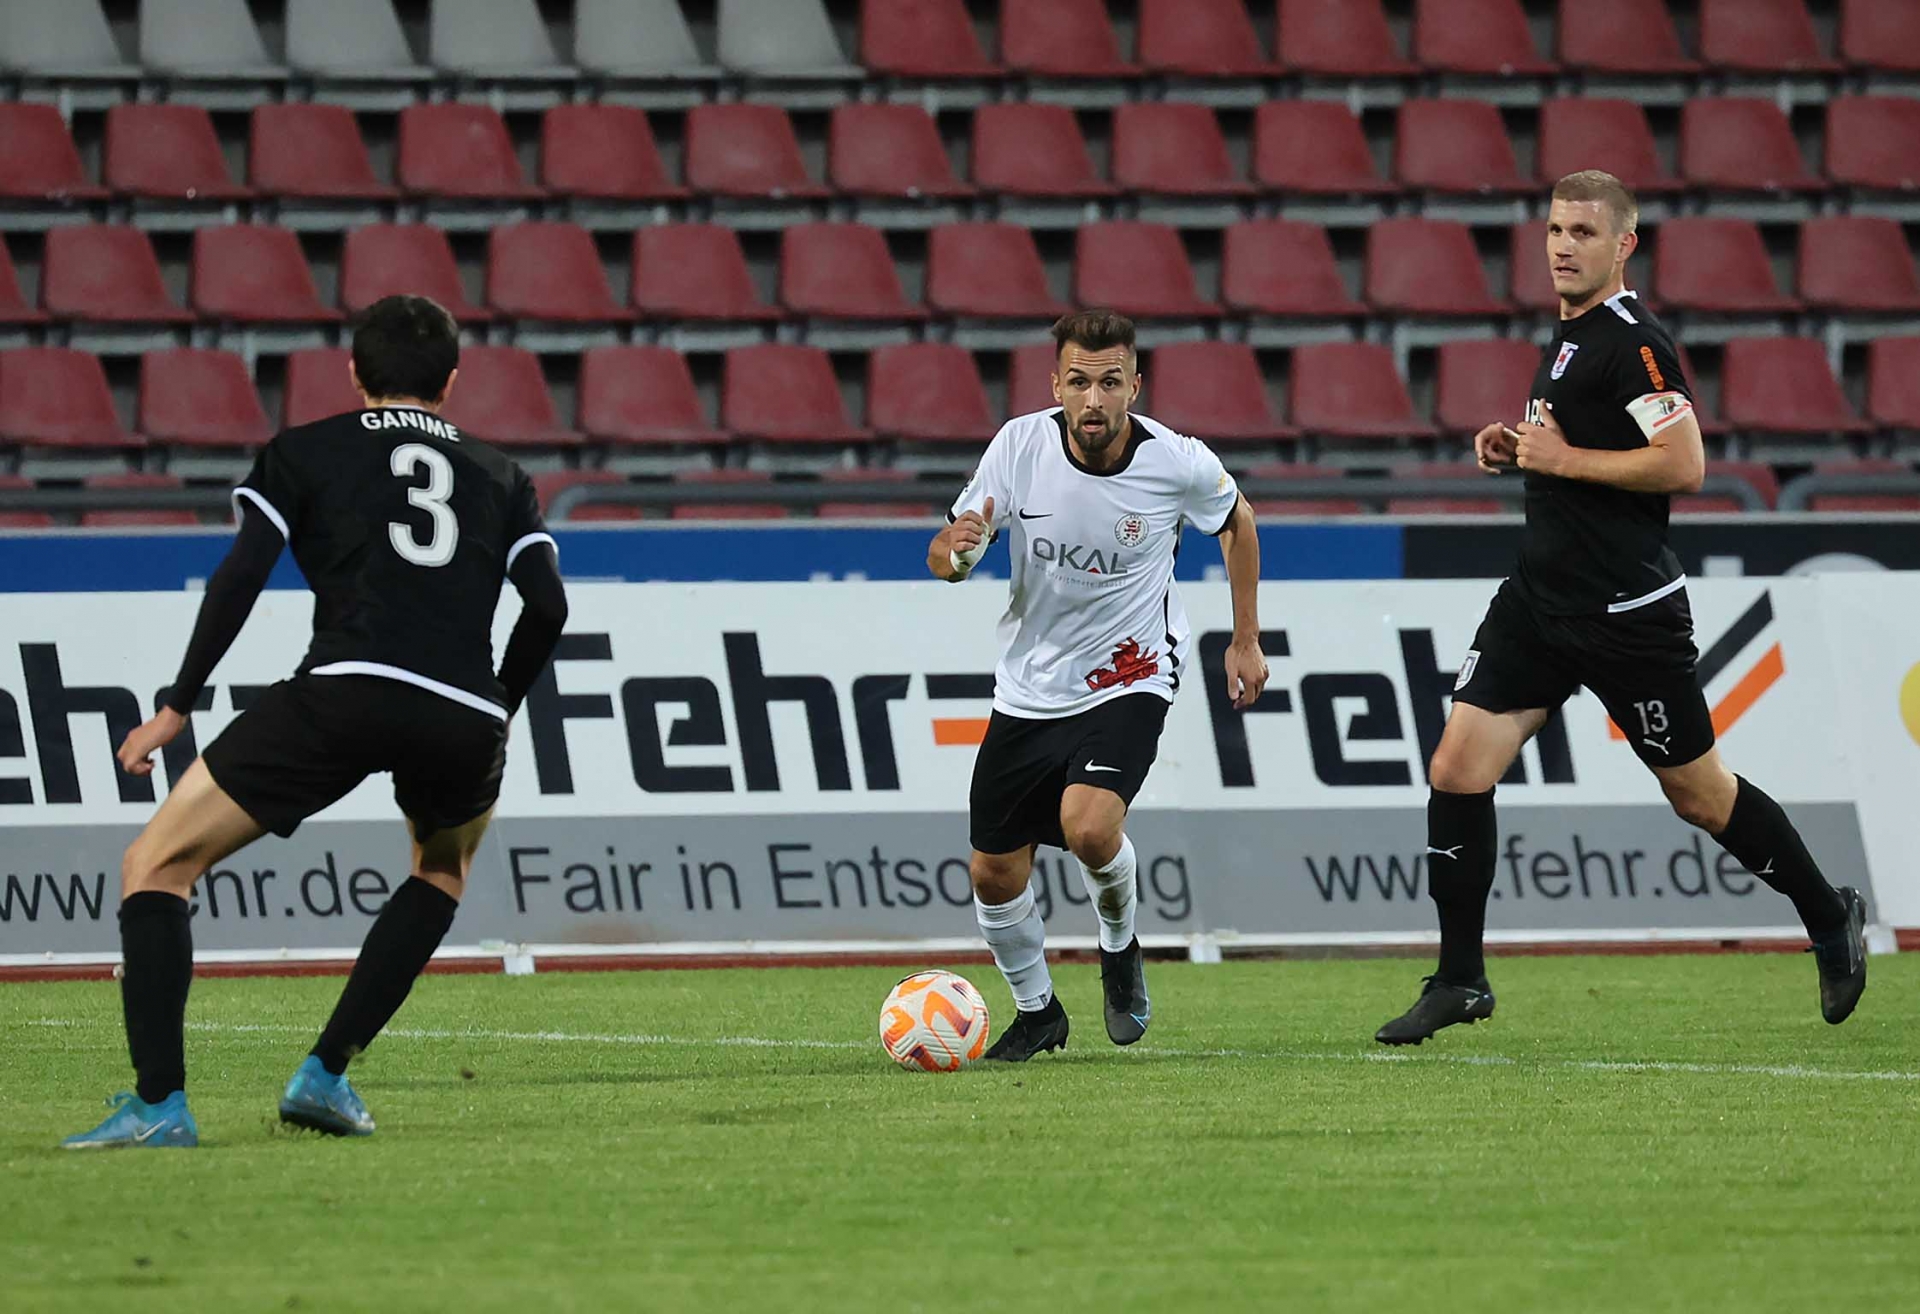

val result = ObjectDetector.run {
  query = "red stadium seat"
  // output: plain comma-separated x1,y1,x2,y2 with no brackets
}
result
1243,462,1365,516
1680,99,1824,193
1222,220,1366,318
1395,100,1530,195
139,348,272,449
0,104,108,202
859,0,1002,77
671,470,788,521
534,470,640,523
0,242,47,325
1867,338,1920,431
1413,0,1557,75
1807,459,1920,512
1720,339,1869,435
630,225,782,323
1389,463,1504,515
1275,0,1417,77
340,224,492,322
397,105,542,200
0,475,53,530
867,343,997,443
926,224,1070,321
1676,345,1728,437
723,345,871,444
438,347,583,449
0,348,136,450
817,470,938,521
829,104,974,200
1435,339,1538,434
972,104,1117,199
83,474,196,528
1705,460,1783,509
1841,0,1920,72
684,104,829,200
1798,217,1920,312
1826,98,1920,192
1146,342,1297,443
1112,103,1253,198
578,346,721,446
1654,218,1801,314
1007,342,1061,417
190,226,340,324
1253,101,1396,194
487,223,632,323
1365,219,1508,316
41,226,195,325
249,104,396,201
540,105,686,202
781,223,925,322
283,348,363,427
1290,343,1436,441
1139,0,1275,76
1001,0,1139,78
1671,495,1746,515
103,105,250,201
1073,222,1219,319
1536,99,1682,194
1557,0,1698,73
1699,0,1839,73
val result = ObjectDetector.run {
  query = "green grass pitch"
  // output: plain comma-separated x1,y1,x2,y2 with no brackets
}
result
3,954,1917,1313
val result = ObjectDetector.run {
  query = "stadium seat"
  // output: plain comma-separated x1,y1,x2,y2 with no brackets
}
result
341,225,492,322
725,345,872,444
684,104,830,200
428,0,575,79
925,224,1070,320
1840,0,1920,72
573,0,718,79
867,343,997,443
1806,459,1920,512
1388,462,1503,515
82,474,197,528
1146,342,1297,443
0,0,136,82
1242,462,1365,516
1676,345,1728,437
971,104,1118,199
487,223,631,323
286,0,430,80
282,348,362,427
1699,0,1839,73
1671,494,1748,516
0,240,47,325
1434,339,1539,434
1112,104,1253,199
1412,0,1557,75
630,225,783,323
1826,98,1920,192
1798,217,1920,313
1001,0,1139,78
817,468,938,520
1252,102,1396,195
1395,100,1530,196
671,469,788,521
859,0,1002,77
139,348,272,448
780,223,926,322
540,105,687,202
1073,223,1219,320
578,346,722,446
249,104,398,201
0,348,136,450
190,226,340,326
1556,0,1698,73
829,104,974,200
139,0,285,83
439,347,582,448
1720,338,1869,435
1704,460,1783,509
1536,99,1682,194
1221,220,1366,318
397,105,542,200
0,104,108,204
534,469,640,522
1290,343,1436,441
716,0,861,78
41,226,196,325
1274,0,1418,77
1867,338,1920,432
0,474,52,530
104,104,251,202
1007,342,1062,417
1679,99,1824,194
1653,218,1801,314
1138,0,1276,77
1364,219,1509,316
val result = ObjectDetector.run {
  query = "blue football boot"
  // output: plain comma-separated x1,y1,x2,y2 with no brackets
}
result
62,1090,199,1150
278,1056,375,1136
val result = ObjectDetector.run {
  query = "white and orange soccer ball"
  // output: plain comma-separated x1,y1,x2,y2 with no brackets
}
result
878,971,991,1072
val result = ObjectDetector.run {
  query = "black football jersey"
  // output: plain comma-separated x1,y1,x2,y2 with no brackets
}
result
235,406,550,713
1510,291,1693,616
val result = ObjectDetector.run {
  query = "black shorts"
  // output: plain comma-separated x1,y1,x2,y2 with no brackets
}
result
968,692,1169,854
202,674,508,839
1452,581,1715,768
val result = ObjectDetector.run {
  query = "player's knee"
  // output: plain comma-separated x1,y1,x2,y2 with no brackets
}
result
1663,780,1732,833
1060,813,1121,867
970,851,1027,904
1428,743,1493,795
120,836,187,896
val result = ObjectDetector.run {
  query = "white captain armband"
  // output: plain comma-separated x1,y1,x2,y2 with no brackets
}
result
1625,391,1694,440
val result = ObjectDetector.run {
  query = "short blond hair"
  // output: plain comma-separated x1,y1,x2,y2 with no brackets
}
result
1551,170,1639,235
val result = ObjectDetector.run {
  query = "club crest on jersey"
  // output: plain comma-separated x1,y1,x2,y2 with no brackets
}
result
1113,512,1149,548
1550,341,1579,380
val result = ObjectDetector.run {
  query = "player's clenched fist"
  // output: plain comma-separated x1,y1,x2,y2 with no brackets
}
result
1474,422,1517,473
928,496,994,581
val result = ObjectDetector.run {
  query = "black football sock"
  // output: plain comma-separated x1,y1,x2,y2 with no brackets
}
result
311,877,459,1076
120,891,194,1105
1428,788,1498,984
1712,777,1848,937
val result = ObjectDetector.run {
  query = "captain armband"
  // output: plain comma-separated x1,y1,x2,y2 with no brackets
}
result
1624,391,1694,440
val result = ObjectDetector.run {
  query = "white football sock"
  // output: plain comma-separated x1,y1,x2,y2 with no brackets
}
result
1077,834,1138,954
974,885,1053,1013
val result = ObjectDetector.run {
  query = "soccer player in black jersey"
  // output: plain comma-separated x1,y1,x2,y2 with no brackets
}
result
1375,171,1867,1046
64,296,569,1147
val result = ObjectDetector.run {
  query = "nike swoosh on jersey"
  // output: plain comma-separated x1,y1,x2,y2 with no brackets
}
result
1083,762,1122,773
1017,509,1052,520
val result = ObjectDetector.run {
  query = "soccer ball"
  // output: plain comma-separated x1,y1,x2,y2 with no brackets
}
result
878,971,991,1071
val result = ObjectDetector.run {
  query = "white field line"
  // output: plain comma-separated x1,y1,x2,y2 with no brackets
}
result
24,1017,1920,1083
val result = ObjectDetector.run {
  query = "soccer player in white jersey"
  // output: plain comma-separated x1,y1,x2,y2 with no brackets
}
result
926,310,1269,1061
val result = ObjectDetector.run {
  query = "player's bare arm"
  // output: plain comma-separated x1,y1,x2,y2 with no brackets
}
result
1513,400,1705,494
927,496,995,582
1214,492,1268,710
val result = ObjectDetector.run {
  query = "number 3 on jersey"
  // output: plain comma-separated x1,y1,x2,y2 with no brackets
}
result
388,442,458,567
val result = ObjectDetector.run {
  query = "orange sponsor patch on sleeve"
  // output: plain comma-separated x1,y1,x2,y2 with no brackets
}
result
1639,345,1666,390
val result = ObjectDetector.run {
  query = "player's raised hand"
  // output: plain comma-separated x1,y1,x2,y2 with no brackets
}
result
1474,422,1517,473
949,495,994,554
1513,402,1572,476
117,707,186,777
1224,633,1269,711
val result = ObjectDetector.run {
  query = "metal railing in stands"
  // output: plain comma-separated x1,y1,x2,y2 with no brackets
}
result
1777,473,1920,512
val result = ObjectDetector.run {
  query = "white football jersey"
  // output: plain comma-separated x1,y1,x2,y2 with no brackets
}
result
949,409,1240,719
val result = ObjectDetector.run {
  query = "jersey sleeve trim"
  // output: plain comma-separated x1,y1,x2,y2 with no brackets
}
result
230,487,289,540
506,531,558,573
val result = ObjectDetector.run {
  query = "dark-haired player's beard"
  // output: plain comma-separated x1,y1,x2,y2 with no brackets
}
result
1069,405,1124,454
